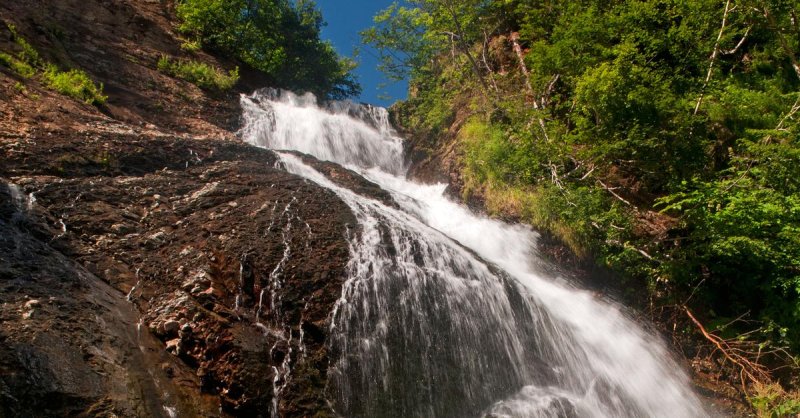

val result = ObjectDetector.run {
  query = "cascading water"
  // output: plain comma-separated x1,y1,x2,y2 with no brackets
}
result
240,89,712,418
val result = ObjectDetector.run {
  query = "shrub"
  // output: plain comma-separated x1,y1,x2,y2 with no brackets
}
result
0,51,35,78
8,24,41,67
2,23,106,106
157,55,239,91
43,64,107,105
752,382,800,418
180,40,202,52
0,23,38,78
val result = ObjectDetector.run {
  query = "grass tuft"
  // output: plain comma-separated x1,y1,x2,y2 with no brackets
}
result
43,64,107,105
0,51,35,78
157,55,238,91
2,22,106,106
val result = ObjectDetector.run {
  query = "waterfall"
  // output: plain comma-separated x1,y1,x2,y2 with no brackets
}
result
240,89,711,418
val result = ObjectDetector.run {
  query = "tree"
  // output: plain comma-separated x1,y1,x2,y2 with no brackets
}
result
361,0,492,89
176,0,360,99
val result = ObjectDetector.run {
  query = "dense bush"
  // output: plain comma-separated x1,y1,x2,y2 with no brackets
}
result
175,0,359,99
157,55,238,91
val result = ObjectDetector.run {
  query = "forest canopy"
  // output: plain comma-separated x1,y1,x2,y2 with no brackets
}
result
176,0,360,99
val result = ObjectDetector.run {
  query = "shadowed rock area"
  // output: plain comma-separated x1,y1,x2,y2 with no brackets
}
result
0,131,362,416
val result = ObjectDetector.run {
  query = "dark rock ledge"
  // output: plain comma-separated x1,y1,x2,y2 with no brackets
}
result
0,131,361,417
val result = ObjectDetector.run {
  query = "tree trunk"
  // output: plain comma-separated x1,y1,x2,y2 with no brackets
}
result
510,32,550,142
694,0,732,115
441,1,491,94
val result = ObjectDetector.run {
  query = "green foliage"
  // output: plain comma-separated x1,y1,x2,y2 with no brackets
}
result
175,0,359,99
0,51,35,78
361,0,500,86
372,0,800,395
180,40,202,53
752,383,800,418
361,3,438,81
0,23,108,105
43,64,107,105
157,55,239,91
0,23,39,78
2,22,106,105
7,23,41,67
657,95,800,345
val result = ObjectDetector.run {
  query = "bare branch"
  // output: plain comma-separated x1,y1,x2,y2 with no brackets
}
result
695,0,732,115
683,306,772,390
721,26,751,55
482,29,499,92
510,32,550,142
597,179,633,207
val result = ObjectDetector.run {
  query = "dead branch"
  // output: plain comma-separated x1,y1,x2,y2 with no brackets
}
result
682,278,706,306
597,179,633,207
440,31,457,60
579,163,596,181
721,26,751,55
548,161,566,191
482,30,500,92
510,32,551,142
766,94,800,144
695,0,733,115
683,306,772,392
605,239,658,261
541,74,560,108
510,32,534,97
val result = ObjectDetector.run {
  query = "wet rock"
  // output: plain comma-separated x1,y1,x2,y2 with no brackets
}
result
179,323,192,339
165,338,182,355
0,20,358,410
1,139,358,416
111,223,134,235
0,182,220,417
144,231,168,249
163,320,180,336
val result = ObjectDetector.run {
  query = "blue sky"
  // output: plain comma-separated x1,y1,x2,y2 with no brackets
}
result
315,0,408,107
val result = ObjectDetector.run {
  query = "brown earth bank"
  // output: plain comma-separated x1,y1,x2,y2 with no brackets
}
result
0,0,382,416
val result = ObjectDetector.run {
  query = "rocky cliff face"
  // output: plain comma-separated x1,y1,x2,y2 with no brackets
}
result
0,1,370,416
2,135,358,417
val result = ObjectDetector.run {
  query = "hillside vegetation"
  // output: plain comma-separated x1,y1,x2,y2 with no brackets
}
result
175,0,359,99
365,0,800,412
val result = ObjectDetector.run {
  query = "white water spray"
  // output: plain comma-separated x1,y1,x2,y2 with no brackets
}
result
240,89,711,418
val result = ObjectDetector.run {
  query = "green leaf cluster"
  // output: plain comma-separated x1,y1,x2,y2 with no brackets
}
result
175,0,359,99
42,64,107,105
0,23,39,78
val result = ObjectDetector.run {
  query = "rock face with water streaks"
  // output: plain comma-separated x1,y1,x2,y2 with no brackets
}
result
0,0,378,416
0,130,364,416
